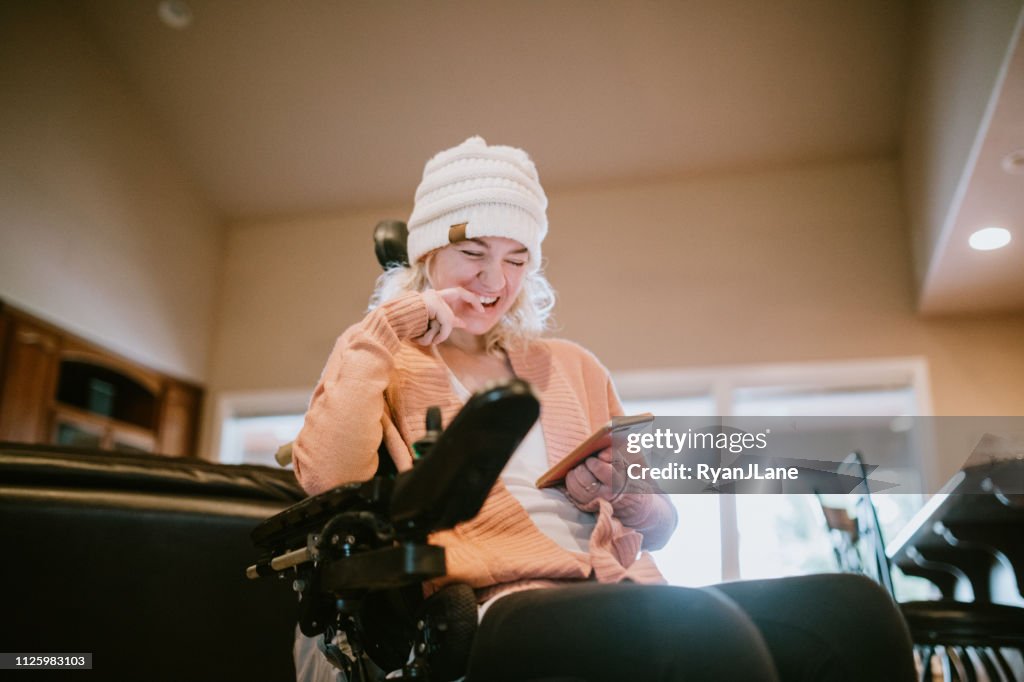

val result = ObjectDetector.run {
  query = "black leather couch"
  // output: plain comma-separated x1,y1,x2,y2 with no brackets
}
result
0,443,306,681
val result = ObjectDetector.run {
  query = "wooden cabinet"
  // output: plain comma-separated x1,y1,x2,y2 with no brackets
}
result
0,301,203,456
157,381,201,456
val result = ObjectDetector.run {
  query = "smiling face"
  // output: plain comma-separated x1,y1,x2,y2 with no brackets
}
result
428,236,530,336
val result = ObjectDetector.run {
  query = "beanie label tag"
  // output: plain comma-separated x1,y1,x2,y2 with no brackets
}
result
448,223,468,243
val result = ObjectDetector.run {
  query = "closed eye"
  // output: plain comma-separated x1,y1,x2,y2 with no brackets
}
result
459,250,484,258
506,260,526,267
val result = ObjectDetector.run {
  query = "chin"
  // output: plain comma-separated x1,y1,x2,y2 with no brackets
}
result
461,309,509,336
458,306,509,337
463,320,498,336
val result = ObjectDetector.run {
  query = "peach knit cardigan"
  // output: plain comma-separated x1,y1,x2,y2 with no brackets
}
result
293,292,677,597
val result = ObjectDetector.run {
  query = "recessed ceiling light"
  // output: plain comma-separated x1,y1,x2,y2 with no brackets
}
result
969,227,1012,251
158,0,193,29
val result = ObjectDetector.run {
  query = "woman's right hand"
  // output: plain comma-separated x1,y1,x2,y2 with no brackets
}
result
414,288,485,345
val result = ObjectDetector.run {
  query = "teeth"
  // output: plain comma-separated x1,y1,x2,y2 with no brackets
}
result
479,295,498,305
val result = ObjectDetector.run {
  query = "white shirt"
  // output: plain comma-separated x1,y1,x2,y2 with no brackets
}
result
446,371,595,554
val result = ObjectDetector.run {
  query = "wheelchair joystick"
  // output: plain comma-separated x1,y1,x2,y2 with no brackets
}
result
412,406,443,461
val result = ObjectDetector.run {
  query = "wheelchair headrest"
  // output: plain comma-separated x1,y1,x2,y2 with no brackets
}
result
374,219,409,269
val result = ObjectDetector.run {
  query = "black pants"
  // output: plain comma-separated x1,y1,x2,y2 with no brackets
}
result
465,574,916,682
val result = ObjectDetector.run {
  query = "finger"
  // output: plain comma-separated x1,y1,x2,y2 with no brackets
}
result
461,290,486,314
570,463,599,487
417,320,440,346
432,301,458,340
585,456,616,485
445,287,485,314
566,465,584,489
426,290,457,320
567,464,599,495
597,447,630,465
435,315,454,344
421,290,440,316
451,316,466,329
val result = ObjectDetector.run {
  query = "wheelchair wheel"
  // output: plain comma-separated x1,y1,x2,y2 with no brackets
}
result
419,583,478,682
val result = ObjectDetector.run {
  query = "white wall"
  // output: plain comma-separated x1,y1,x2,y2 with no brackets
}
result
0,2,222,382
209,206,405,392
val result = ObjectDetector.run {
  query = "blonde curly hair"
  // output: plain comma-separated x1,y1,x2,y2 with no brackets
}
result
368,249,556,356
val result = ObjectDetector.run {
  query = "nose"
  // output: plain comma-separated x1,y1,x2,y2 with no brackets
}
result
478,258,505,290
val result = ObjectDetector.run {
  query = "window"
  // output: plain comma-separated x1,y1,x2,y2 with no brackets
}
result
220,413,305,467
213,389,310,465
617,357,932,588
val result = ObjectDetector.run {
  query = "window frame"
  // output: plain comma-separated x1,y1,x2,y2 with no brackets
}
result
210,388,310,464
613,356,933,581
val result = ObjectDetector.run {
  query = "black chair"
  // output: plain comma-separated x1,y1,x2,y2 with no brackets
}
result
0,443,306,681
817,452,1024,682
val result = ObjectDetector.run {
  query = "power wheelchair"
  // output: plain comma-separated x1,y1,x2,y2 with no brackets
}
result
247,220,541,681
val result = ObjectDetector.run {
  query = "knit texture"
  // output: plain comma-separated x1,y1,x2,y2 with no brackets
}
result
406,136,548,270
293,291,677,597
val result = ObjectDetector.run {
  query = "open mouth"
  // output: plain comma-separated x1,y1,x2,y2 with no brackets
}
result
479,295,499,308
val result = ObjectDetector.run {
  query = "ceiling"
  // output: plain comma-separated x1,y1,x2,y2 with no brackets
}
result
919,29,1024,315
78,0,909,216
75,0,1022,312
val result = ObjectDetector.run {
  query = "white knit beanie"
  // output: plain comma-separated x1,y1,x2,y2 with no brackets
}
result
406,136,548,270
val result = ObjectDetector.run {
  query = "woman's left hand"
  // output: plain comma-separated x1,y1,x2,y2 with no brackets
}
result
564,449,623,511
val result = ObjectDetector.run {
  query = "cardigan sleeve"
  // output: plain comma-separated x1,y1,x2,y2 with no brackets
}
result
292,291,429,495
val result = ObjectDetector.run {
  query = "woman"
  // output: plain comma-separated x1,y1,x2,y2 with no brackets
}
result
293,136,915,682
